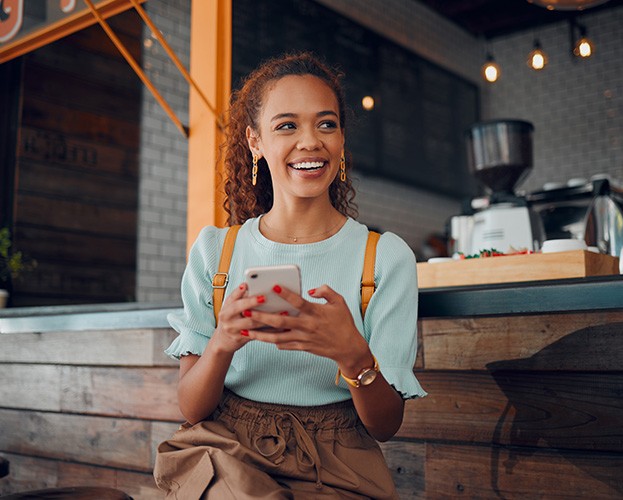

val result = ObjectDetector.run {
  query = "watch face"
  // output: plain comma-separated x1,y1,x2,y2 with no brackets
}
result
358,369,378,386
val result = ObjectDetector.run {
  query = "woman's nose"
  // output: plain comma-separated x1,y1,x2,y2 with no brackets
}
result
296,127,322,150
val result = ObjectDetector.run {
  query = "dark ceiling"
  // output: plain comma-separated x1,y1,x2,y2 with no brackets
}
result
417,0,623,38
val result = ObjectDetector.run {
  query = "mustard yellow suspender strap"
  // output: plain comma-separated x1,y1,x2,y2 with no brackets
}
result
361,231,380,317
212,226,380,321
212,224,242,323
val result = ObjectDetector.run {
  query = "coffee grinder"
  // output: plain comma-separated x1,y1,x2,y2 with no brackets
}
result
451,120,544,255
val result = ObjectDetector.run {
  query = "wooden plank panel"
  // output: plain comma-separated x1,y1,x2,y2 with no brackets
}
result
0,452,159,500
23,63,140,121
0,365,61,411
15,193,137,236
27,44,138,93
0,364,182,421
425,443,623,499
0,409,153,471
0,329,178,366
61,16,142,60
399,371,623,452
13,261,136,304
379,441,425,499
21,97,139,148
61,366,183,421
18,157,138,201
421,311,623,370
15,226,136,268
0,452,58,495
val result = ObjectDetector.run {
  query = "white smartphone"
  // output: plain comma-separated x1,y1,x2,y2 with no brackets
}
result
244,264,301,317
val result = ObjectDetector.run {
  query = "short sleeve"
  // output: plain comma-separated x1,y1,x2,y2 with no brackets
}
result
165,227,224,360
365,232,427,399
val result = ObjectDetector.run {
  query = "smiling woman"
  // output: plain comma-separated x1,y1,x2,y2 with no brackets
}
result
153,52,427,499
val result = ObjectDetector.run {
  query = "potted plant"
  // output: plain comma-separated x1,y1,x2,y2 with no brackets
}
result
0,227,36,308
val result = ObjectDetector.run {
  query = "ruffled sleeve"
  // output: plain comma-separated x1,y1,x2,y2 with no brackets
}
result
364,232,427,399
165,226,224,360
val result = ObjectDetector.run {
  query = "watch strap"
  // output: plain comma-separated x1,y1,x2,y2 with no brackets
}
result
335,355,379,388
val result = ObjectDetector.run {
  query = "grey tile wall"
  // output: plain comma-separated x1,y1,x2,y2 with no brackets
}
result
483,6,623,193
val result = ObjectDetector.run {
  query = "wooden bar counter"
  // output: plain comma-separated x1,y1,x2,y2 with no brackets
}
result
1,276,622,498
389,275,623,498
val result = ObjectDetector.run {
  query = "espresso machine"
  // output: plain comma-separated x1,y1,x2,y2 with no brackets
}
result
527,175,623,260
449,119,544,256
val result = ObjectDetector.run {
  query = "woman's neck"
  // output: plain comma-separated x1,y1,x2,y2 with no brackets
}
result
260,203,346,244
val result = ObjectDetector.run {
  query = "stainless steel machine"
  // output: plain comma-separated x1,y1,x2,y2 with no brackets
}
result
527,176,623,260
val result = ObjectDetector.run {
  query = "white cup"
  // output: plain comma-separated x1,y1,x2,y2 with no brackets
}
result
541,239,588,253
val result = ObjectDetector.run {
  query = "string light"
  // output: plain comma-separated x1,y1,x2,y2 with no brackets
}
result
482,53,501,83
528,39,548,70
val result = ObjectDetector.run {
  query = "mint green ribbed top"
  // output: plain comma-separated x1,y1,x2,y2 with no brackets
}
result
166,216,427,405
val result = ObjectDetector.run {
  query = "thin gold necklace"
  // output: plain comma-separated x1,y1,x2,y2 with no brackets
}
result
262,216,345,243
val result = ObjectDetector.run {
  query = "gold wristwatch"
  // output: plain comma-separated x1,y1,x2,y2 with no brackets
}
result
336,355,380,388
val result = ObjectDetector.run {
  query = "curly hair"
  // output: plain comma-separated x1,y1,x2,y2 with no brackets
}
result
223,52,357,225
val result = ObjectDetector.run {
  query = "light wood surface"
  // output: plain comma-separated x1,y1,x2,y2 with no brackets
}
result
417,250,620,288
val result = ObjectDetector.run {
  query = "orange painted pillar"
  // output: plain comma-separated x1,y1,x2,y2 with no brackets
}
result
187,0,232,254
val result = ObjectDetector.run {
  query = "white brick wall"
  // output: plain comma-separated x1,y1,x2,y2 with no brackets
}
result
135,0,623,302
136,0,190,302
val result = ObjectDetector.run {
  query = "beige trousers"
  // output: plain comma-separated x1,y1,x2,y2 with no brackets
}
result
154,391,399,499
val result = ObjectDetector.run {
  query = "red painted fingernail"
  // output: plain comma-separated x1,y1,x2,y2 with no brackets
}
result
240,330,249,336
308,288,316,296
273,285,282,294
280,311,289,316
257,295,265,304
239,284,245,290
243,310,252,317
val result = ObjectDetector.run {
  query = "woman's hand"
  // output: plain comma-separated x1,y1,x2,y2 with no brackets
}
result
245,285,370,372
209,282,267,354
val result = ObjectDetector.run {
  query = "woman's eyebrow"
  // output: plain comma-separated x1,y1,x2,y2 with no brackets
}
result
270,110,338,122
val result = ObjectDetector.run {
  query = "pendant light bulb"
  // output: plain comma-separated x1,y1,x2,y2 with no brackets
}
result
574,37,593,57
482,53,501,83
528,39,548,70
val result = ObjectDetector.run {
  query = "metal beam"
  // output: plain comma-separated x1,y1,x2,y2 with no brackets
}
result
186,0,232,252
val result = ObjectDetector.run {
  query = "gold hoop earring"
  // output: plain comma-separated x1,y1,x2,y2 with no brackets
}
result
340,153,346,182
252,155,258,186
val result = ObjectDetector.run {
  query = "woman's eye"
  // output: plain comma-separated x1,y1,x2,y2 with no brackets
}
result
319,120,338,130
275,122,296,131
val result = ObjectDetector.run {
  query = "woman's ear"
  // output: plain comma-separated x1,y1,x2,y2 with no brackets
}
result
246,126,261,157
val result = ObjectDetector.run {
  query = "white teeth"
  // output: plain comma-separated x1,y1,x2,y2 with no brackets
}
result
290,161,324,170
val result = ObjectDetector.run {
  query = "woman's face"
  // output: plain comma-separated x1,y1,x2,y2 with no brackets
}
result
247,74,344,204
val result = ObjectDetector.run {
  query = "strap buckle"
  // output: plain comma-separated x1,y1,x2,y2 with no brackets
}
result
212,272,229,289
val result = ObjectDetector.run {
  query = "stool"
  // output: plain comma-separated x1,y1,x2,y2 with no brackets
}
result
0,486,133,499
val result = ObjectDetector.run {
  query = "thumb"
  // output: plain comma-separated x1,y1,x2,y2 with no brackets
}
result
308,284,340,303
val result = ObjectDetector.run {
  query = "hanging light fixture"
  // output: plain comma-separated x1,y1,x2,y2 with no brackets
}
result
570,21,594,58
482,53,501,83
528,39,548,70
574,33,593,57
